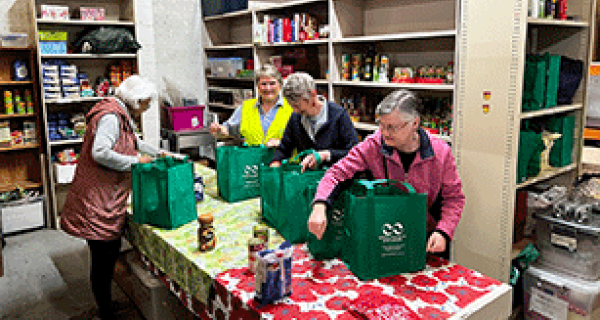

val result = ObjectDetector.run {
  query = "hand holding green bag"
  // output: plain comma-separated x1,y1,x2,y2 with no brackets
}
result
216,144,274,203
131,156,197,230
259,149,327,243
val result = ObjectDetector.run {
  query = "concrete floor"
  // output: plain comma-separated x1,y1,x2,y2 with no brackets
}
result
0,229,143,320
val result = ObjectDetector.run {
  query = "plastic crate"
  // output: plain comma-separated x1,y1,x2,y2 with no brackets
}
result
524,265,600,320
0,34,28,47
534,212,600,280
224,0,248,13
40,41,67,55
165,105,205,132
201,0,223,17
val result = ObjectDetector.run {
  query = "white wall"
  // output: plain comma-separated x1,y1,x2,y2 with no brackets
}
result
137,0,205,147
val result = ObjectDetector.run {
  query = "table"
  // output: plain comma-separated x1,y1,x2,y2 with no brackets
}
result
125,164,512,319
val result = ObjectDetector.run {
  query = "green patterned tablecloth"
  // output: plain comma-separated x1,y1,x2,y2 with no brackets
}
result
126,163,285,305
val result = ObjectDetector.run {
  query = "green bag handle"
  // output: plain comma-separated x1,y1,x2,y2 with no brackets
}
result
281,149,322,166
135,155,190,172
356,179,416,194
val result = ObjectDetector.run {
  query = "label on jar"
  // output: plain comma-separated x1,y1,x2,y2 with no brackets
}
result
529,287,568,320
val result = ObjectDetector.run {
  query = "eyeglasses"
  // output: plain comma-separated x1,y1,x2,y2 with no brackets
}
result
375,119,411,134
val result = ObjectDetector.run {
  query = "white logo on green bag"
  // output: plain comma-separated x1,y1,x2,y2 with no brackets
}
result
379,222,406,244
382,223,404,236
243,164,260,189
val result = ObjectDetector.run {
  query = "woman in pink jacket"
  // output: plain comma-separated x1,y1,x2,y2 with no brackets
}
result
309,90,465,258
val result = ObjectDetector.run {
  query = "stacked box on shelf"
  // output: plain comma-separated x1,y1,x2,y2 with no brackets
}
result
38,31,67,55
60,65,80,99
41,63,61,101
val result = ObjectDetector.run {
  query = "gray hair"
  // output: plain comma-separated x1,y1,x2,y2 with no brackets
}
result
115,75,158,109
281,72,315,103
375,90,420,121
256,64,282,84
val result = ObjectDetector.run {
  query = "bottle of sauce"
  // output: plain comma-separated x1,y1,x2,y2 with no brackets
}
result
198,212,216,252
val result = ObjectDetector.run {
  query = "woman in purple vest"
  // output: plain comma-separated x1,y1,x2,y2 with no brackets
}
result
61,76,166,319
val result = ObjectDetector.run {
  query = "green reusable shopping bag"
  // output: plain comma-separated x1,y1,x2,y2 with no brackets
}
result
544,53,561,108
131,157,196,230
306,183,346,260
216,145,274,203
549,115,575,167
341,180,428,280
518,130,544,183
522,54,547,111
259,150,327,243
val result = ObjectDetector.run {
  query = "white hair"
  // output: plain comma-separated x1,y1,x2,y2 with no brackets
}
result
115,75,158,109
375,90,420,121
282,72,315,103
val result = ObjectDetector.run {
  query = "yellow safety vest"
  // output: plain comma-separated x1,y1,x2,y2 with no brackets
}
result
240,98,292,146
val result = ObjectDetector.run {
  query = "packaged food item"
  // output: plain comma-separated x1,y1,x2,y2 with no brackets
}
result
341,54,351,81
248,237,266,274
12,59,29,81
0,121,11,148
253,224,269,245
351,54,362,81
23,121,36,144
378,54,389,82
4,90,13,115
255,241,293,306
197,212,216,252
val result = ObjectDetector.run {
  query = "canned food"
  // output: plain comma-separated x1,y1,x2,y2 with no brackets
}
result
253,224,269,245
248,237,266,274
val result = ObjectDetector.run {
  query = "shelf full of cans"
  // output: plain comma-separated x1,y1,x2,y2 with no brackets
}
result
41,59,137,102
340,47,454,85
528,0,568,20
340,93,453,136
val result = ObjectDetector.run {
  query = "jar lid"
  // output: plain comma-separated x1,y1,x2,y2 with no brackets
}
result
253,224,268,232
197,212,213,224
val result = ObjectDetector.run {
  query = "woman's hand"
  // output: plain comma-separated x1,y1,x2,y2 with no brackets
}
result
266,138,281,148
300,151,330,173
427,231,447,253
138,154,153,164
308,203,328,240
209,122,228,137
270,161,281,168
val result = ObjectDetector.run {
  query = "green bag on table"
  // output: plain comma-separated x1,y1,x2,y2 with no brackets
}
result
216,145,274,203
341,180,428,280
131,157,197,230
259,150,327,243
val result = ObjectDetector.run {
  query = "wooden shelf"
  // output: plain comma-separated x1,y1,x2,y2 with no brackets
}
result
0,181,42,193
517,163,577,189
49,139,83,146
333,30,456,44
0,81,34,86
203,9,252,22
0,143,39,152
207,76,254,82
205,44,254,50
208,102,237,110
0,47,35,51
45,96,104,104
527,17,589,27
0,113,36,120
254,0,327,12
257,39,328,47
520,103,583,119
36,19,135,26
41,53,137,59
332,81,454,91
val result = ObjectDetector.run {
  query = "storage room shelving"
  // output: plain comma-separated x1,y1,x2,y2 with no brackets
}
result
30,0,140,227
0,46,47,233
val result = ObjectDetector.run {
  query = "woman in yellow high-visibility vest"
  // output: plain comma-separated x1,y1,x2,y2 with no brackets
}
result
209,64,292,146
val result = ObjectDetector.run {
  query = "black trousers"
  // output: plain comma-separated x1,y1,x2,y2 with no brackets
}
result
87,238,122,315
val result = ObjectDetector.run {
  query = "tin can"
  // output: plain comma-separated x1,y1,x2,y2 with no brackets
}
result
248,237,266,274
253,224,269,245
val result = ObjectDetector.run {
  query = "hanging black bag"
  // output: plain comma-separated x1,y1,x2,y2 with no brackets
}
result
557,56,583,105
74,27,141,54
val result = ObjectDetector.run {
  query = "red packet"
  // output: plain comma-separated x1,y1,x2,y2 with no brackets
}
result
345,292,421,319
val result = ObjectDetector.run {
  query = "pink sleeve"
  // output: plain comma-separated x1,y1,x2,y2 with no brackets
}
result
313,141,373,205
435,149,465,240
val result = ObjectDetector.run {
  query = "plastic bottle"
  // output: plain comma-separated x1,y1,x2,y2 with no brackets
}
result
363,45,376,81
